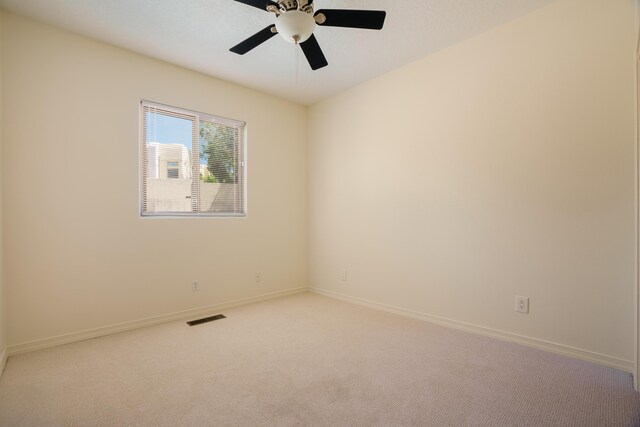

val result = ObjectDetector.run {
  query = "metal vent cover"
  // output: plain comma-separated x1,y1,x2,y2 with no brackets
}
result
187,314,226,326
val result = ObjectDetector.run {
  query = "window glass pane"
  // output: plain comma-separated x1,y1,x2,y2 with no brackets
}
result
144,111,194,213
199,120,243,213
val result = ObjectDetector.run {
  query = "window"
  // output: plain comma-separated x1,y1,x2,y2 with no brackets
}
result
166,161,179,179
140,101,246,217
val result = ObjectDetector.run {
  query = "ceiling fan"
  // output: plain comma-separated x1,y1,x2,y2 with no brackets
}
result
230,0,387,70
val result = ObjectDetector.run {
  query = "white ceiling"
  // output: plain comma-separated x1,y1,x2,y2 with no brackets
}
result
0,0,558,105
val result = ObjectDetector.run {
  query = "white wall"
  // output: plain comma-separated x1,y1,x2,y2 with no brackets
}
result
309,0,637,367
2,12,308,347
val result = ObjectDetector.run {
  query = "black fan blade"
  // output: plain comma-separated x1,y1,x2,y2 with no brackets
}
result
315,9,386,30
233,0,278,12
300,34,328,70
230,25,277,55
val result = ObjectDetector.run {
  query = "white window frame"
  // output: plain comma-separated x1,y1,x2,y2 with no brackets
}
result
139,100,247,218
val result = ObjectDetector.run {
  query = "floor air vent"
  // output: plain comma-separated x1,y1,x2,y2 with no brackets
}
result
187,314,226,326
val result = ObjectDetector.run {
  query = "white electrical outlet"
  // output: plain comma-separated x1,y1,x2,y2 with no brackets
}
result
192,281,199,292
340,269,348,282
515,296,529,314
255,273,262,283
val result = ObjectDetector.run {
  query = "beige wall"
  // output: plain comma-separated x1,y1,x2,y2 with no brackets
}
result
0,10,5,360
309,0,637,363
0,0,636,369
633,0,640,391
2,12,308,346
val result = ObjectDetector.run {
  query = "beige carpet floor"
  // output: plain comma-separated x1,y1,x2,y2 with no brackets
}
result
0,292,638,426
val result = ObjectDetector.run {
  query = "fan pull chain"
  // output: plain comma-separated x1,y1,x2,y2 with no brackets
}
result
295,43,300,85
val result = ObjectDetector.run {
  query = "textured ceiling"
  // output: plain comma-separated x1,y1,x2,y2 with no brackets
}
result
0,0,558,105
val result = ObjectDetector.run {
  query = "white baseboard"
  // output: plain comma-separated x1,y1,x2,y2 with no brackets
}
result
310,287,634,373
8,287,307,356
7,286,633,374
0,347,7,377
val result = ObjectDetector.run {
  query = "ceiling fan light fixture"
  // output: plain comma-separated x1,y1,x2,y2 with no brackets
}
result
275,10,315,44
230,0,387,71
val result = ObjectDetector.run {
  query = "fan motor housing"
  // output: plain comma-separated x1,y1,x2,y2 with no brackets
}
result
279,0,297,11
277,0,313,14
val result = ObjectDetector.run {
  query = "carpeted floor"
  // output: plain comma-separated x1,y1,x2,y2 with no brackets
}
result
0,292,638,426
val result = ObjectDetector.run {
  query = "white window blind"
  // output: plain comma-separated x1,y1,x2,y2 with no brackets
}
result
140,101,246,217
